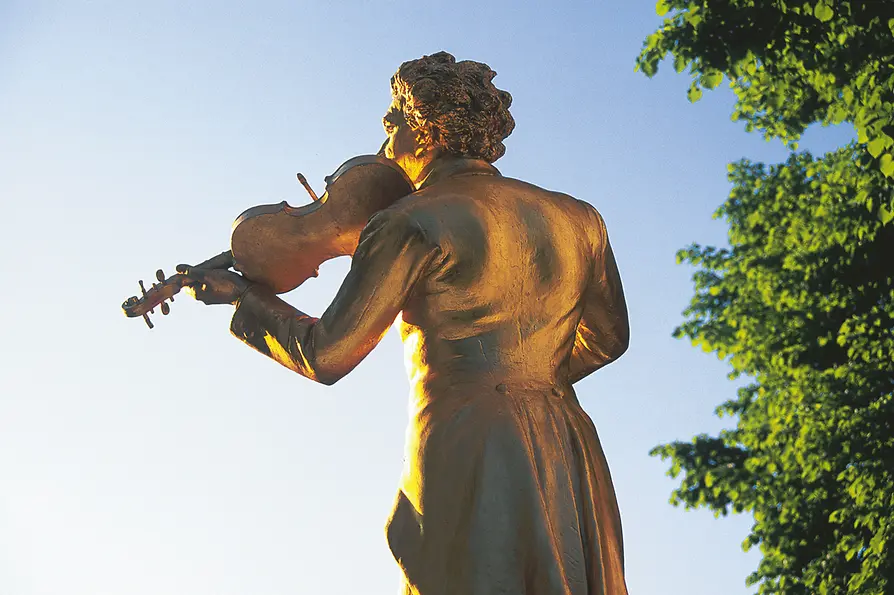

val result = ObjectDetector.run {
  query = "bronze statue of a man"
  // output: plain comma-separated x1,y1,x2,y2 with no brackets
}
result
180,51,630,595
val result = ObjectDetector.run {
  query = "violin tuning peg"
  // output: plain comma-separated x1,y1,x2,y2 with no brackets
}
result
138,280,147,296
143,313,154,329
161,301,170,316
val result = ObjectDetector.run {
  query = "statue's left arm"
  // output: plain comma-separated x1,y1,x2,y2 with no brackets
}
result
568,204,630,383
230,210,439,385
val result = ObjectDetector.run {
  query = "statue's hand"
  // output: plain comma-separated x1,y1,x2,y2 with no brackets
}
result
176,264,252,306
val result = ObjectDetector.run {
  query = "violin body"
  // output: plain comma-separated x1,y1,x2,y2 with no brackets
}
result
231,155,413,293
122,154,413,327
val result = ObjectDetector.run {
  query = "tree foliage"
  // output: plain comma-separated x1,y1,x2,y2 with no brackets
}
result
636,2,894,593
661,148,894,594
637,0,894,181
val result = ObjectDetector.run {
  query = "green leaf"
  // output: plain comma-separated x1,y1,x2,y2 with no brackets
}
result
637,55,660,77
702,71,723,89
867,136,888,158
828,105,847,124
656,0,670,16
814,2,834,22
858,127,870,144
687,85,703,103
881,153,894,177
879,204,894,225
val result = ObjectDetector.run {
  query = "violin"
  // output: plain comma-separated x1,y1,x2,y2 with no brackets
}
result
122,154,414,328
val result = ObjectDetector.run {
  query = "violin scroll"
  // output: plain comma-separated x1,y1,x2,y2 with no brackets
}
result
121,251,236,329
121,268,187,329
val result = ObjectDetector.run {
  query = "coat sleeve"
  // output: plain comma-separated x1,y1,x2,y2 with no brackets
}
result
229,209,440,385
568,204,630,384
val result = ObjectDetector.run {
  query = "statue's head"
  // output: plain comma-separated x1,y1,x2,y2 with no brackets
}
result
383,52,515,183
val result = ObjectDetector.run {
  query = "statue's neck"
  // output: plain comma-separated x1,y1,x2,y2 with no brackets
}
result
416,156,500,190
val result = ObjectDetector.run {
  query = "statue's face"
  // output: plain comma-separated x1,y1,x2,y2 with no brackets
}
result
382,99,436,185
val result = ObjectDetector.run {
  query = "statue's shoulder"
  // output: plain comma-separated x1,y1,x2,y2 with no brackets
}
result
493,176,604,220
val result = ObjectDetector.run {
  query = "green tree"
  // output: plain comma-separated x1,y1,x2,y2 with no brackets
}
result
638,0,894,180
636,2,894,593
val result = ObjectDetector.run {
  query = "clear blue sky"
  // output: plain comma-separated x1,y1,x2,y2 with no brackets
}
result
0,1,855,594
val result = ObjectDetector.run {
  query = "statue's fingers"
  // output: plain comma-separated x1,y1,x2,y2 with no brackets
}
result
183,281,210,303
176,265,230,305
175,264,205,286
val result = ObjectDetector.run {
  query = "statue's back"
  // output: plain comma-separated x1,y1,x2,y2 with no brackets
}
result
392,169,614,394
384,161,629,595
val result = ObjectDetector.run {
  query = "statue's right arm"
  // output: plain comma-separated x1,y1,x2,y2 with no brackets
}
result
568,205,630,384
229,210,440,385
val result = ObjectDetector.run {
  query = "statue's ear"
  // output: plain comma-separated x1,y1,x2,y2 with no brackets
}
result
414,126,430,145
416,125,442,155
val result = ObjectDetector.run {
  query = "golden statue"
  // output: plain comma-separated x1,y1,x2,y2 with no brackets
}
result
176,52,630,595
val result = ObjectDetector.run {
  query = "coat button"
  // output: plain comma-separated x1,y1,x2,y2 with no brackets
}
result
495,383,508,394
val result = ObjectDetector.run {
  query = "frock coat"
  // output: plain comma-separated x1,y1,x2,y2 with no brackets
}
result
229,157,630,595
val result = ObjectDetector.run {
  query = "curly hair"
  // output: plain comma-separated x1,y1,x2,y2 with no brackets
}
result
390,51,515,163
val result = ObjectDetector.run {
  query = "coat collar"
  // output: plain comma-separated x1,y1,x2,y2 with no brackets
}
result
416,156,501,190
